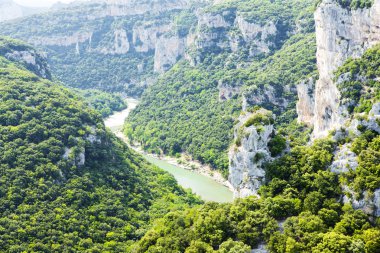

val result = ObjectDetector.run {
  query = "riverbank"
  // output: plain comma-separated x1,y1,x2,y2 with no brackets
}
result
114,130,234,191
105,98,234,202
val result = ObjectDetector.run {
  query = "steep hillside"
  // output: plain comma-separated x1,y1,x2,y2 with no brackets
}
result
0,0,205,95
0,38,200,252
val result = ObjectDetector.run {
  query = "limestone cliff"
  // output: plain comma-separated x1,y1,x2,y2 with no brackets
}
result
192,9,279,61
310,0,380,137
295,1,380,216
296,77,315,126
228,109,274,198
0,37,51,79
106,0,188,16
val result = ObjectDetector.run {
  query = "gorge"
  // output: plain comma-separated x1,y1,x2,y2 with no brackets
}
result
0,0,380,252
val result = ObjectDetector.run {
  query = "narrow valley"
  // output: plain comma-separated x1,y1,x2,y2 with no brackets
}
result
105,98,233,203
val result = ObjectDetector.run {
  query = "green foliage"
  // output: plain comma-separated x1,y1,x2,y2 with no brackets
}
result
133,197,278,252
0,53,201,252
335,44,380,113
126,61,241,175
268,135,287,156
75,89,127,118
244,110,274,128
261,138,340,201
206,0,315,28
315,0,373,9
344,132,380,192
218,239,250,253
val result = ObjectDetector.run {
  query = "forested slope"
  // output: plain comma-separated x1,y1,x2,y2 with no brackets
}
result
0,38,201,252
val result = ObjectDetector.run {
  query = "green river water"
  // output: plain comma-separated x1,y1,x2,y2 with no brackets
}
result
105,98,233,203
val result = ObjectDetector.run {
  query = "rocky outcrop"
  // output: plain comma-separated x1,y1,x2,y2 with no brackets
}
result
0,37,52,79
218,80,240,101
29,32,94,47
154,36,186,73
243,85,290,112
193,10,278,59
132,23,171,53
236,17,277,56
296,77,315,126
346,102,380,135
5,50,50,78
312,0,380,137
330,143,358,174
343,186,380,217
113,29,130,54
106,0,188,17
330,102,380,217
251,243,268,253
229,109,274,198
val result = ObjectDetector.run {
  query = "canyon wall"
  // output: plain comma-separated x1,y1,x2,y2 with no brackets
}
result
296,0,380,216
309,0,380,137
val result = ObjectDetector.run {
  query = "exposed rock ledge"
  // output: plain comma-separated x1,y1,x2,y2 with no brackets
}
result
229,109,274,198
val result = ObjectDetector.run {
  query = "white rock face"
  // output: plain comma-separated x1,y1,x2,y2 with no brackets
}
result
132,23,171,53
198,13,231,28
154,36,186,73
243,85,289,112
251,243,268,253
343,186,380,217
113,29,130,54
5,50,50,79
236,16,277,55
6,50,36,65
312,0,380,137
218,80,240,101
229,110,274,198
330,143,358,174
296,77,315,125
346,103,380,135
106,0,188,17
77,151,85,166
374,189,380,217
29,32,93,47
194,12,278,57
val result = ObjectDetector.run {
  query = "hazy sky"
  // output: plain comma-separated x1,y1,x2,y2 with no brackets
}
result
13,0,77,7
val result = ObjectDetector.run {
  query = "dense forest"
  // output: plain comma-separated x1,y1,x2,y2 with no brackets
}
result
75,89,127,118
0,42,201,251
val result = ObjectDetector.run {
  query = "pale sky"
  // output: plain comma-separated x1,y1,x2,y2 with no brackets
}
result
14,0,78,7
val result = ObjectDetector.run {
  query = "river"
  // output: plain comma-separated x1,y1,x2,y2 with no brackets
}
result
104,98,233,203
